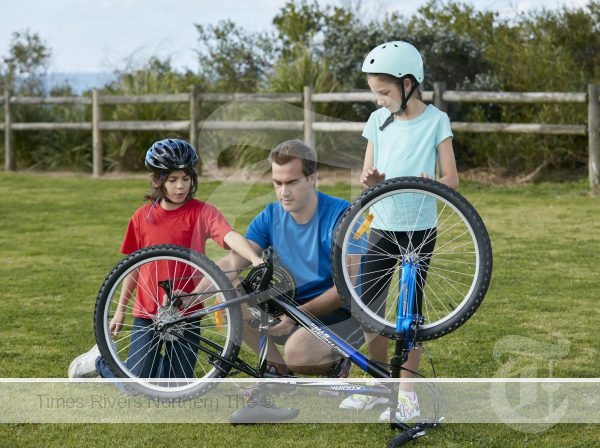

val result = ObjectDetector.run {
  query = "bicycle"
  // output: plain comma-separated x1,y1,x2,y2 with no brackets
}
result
94,177,492,446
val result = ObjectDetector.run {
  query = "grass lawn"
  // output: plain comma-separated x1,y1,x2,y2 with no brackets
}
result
0,172,598,446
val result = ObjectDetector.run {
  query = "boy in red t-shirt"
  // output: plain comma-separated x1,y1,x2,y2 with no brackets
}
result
68,138,263,379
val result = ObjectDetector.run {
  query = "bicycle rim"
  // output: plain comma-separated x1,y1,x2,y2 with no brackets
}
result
336,180,490,340
96,248,240,398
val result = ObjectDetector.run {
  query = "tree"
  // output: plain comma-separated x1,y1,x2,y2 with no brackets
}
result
2,29,51,94
195,20,277,92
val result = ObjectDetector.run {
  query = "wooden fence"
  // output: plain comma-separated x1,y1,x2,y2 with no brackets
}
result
1,83,599,193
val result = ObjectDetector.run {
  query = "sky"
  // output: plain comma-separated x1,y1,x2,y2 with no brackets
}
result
0,0,591,74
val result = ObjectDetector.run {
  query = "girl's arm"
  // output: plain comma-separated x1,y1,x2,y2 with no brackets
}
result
109,270,138,335
360,141,385,187
223,231,264,267
435,137,459,189
177,240,263,310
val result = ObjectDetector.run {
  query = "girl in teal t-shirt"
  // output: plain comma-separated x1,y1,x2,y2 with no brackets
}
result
339,41,459,421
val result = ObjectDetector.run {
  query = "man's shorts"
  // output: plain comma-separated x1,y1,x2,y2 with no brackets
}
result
271,307,365,350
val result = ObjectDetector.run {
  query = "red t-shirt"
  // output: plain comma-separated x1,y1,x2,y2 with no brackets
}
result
120,199,233,318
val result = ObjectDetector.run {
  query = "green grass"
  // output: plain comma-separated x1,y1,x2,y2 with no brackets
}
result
0,173,598,446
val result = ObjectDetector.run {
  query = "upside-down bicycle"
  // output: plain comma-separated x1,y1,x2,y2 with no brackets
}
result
94,177,492,447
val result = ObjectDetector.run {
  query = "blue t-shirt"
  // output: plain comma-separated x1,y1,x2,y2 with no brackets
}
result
246,191,350,302
362,104,453,231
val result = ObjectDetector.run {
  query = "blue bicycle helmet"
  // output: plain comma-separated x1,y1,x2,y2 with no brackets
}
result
145,138,199,172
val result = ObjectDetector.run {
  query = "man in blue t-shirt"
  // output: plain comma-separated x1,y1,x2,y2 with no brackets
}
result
219,139,364,379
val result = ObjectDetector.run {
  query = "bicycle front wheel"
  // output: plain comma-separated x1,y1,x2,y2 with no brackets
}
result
94,244,242,400
332,177,492,341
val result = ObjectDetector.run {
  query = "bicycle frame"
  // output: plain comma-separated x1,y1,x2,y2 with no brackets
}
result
157,287,391,379
155,255,422,385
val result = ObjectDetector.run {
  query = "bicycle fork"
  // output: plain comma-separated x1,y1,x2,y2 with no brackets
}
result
389,256,420,429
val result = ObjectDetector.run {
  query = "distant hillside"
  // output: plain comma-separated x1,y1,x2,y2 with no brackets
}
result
44,72,117,94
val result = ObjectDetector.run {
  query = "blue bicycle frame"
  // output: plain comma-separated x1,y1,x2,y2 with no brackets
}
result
160,256,421,383
398,256,419,342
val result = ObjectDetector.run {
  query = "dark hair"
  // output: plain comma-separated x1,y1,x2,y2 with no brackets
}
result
269,139,317,177
367,73,423,101
143,167,198,203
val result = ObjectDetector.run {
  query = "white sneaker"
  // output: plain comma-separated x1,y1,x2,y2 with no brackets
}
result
339,394,389,410
379,391,420,422
68,345,100,378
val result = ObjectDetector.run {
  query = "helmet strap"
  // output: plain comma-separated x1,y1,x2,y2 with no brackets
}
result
379,77,420,131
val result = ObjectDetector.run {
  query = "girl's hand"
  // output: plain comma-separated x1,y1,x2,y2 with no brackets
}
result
360,167,385,188
109,310,125,337
420,172,432,180
165,289,201,309
251,256,264,267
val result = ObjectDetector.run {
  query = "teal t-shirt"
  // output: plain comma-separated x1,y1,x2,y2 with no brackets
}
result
362,105,453,231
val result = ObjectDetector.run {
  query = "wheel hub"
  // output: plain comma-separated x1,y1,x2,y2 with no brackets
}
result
154,305,185,342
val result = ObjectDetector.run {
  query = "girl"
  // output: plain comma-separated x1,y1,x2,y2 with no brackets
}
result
339,41,459,421
68,138,263,380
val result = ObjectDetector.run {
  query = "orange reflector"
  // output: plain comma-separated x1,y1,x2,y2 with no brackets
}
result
353,213,374,240
215,310,223,328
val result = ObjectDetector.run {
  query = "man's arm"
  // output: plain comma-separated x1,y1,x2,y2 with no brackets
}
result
269,286,342,337
297,286,342,317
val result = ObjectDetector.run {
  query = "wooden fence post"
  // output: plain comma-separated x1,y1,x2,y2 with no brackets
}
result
303,85,316,151
189,85,202,175
4,88,15,171
588,84,600,195
433,82,447,179
433,81,447,112
92,89,103,177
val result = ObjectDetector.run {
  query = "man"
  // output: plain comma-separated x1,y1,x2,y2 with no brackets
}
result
220,139,364,380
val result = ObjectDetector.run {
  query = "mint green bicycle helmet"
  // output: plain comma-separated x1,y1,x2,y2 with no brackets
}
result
362,41,424,129
362,41,423,82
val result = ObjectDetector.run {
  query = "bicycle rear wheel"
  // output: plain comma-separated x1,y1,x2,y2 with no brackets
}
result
332,177,492,341
94,244,242,400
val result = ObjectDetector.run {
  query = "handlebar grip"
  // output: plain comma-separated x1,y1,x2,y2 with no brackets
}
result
387,430,414,448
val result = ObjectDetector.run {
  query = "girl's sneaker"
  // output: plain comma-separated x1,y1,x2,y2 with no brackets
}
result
378,390,420,422
68,345,100,378
339,393,389,410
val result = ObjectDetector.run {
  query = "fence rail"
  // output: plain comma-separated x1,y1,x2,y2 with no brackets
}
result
2,83,599,193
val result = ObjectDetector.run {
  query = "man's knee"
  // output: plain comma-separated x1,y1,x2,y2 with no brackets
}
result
283,331,336,373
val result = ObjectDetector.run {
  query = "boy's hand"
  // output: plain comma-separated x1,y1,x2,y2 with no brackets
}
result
360,167,385,188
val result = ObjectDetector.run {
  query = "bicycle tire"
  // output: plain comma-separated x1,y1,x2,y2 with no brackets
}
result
332,177,492,341
94,244,242,400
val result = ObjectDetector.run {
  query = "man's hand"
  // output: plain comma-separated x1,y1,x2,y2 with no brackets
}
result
269,314,296,337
